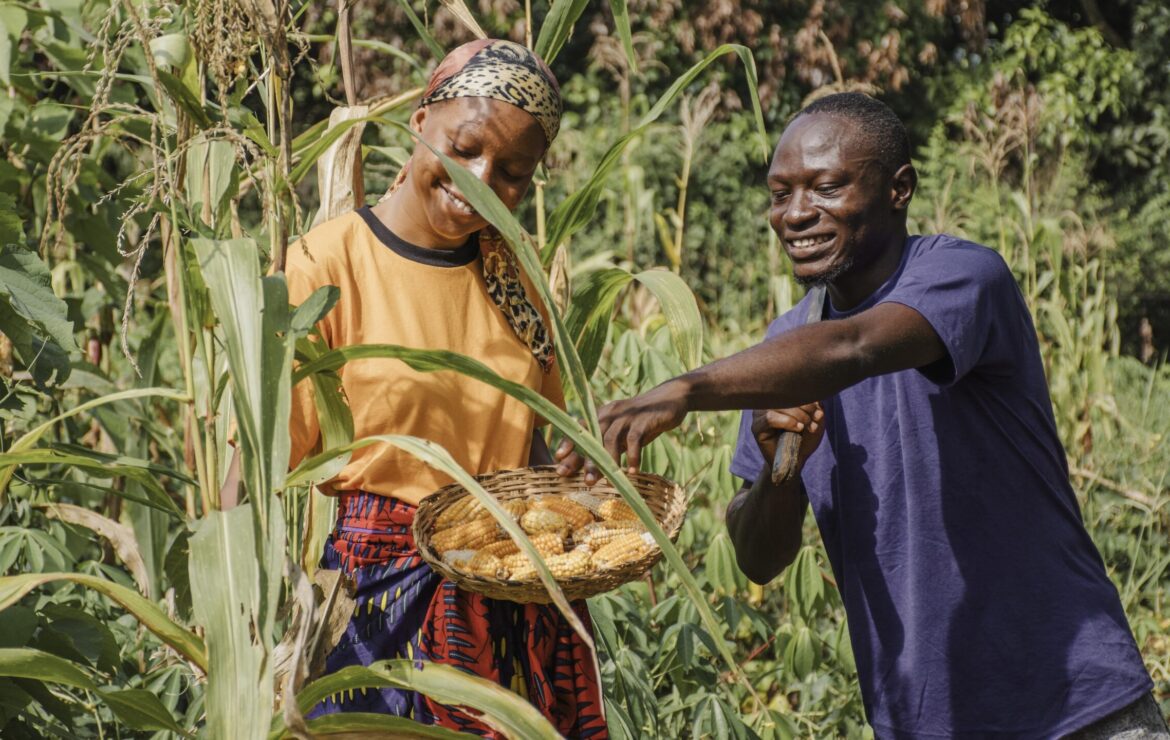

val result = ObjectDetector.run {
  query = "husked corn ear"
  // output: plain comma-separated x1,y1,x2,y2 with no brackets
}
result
592,532,654,569
532,497,595,529
599,498,639,522
434,496,486,531
521,508,569,537
502,499,528,520
545,550,592,578
507,561,538,582
431,518,500,554
574,520,646,550
465,551,506,578
478,531,563,559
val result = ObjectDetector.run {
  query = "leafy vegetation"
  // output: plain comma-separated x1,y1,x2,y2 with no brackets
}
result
0,0,1166,737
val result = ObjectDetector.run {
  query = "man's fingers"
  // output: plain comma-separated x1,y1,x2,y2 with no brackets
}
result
554,438,574,461
555,450,586,476
764,409,811,432
602,419,628,469
625,426,644,472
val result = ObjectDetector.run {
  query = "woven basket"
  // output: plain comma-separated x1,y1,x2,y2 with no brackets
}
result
413,465,687,604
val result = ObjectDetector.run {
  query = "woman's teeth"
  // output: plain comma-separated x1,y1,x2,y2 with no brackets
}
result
443,187,475,216
789,234,834,249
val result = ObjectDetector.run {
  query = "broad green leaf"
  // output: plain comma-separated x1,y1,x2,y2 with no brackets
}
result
632,270,703,370
0,573,206,671
149,32,190,69
545,44,768,255
190,504,284,740
790,546,824,621
533,0,590,65
784,625,817,680
564,267,634,376
290,343,758,701
0,5,29,87
294,712,465,738
184,134,238,229
0,647,96,690
287,434,590,648
99,688,188,734
156,69,212,128
0,448,184,516
283,660,560,740
0,243,76,385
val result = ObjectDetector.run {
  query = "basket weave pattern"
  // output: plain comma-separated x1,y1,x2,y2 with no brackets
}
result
413,466,687,603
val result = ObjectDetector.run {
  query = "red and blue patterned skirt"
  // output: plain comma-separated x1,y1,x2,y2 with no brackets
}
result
307,491,609,738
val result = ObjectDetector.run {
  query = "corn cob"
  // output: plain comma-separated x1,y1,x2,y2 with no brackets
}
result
520,508,569,537
465,551,506,579
431,518,500,554
434,496,486,531
507,550,591,581
591,532,654,569
573,520,646,550
599,498,639,522
479,531,563,559
531,497,595,530
502,498,528,521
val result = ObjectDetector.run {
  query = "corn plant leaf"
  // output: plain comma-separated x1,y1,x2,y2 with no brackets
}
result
385,121,599,433
632,269,703,370
608,0,637,73
99,688,188,734
534,0,590,65
293,712,466,738
438,0,486,39
37,503,151,596
156,69,213,129
0,6,29,87
286,433,591,649
290,344,757,699
190,504,285,740
544,43,768,257
0,574,206,670
564,267,634,376
0,448,184,516
282,660,560,739
394,0,444,60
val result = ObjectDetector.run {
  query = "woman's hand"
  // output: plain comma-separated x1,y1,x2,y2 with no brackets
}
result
751,402,825,472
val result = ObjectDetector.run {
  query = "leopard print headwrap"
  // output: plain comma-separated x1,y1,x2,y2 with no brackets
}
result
391,39,560,373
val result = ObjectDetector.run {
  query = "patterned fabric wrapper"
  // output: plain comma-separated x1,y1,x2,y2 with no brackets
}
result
307,492,609,738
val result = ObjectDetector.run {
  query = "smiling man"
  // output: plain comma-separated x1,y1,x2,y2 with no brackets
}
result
555,93,1166,737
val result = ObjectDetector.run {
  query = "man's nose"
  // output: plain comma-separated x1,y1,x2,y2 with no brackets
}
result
783,189,816,229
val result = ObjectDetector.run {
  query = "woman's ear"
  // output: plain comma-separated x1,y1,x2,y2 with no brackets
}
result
409,106,427,135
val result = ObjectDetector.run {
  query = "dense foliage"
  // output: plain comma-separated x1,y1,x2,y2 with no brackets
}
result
0,0,1166,737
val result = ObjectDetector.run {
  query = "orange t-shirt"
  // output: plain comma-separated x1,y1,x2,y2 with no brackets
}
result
285,208,565,506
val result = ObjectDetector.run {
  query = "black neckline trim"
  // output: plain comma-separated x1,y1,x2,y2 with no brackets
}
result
357,207,479,267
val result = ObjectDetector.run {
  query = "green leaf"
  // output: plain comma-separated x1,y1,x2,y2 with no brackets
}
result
0,647,96,690
533,0,590,66
0,448,184,516
608,0,637,74
156,69,212,129
291,286,340,335
0,242,77,385
789,546,824,621
149,33,190,69
564,267,633,376
545,44,768,255
631,269,703,370
283,660,560,740
0,5,29,87
784,625,817,680
294,712,466,738
0,573,206,671
99,688,188,734
184,134,238,229
394,0,443,59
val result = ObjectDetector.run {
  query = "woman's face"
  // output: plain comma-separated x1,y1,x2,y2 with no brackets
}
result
406,97,546,245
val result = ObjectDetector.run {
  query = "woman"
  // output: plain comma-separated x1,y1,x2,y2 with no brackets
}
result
285,40,607,737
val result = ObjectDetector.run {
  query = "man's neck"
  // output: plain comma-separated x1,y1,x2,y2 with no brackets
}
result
827,229,908,312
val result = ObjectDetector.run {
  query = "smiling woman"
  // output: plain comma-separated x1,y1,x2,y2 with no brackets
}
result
280,40,607,737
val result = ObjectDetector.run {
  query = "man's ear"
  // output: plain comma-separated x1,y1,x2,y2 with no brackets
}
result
892,164,917,211
409,106,427,135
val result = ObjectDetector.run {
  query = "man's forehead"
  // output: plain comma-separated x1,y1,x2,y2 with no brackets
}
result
770,114,871,174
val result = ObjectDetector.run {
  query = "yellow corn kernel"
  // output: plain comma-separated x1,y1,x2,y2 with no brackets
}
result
591,532,653,569
520,508,568,537
479,538,521,559
532,497,595,530
431,518,500,554
573,520,646,550
507,561,538,582
434,496,486,531
545,550,592,578
495,532,565,564
465,551,506,578
599,498,639,522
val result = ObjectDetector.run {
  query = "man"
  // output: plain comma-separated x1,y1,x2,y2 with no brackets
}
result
555,93,1166,737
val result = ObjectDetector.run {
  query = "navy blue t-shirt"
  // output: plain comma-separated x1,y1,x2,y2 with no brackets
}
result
731,234,1151,738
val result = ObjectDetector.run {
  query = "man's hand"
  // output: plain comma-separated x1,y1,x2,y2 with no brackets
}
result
752,402,826,472
555,379,690,484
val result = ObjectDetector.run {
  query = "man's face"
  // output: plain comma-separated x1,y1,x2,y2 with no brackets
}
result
767,114,905,286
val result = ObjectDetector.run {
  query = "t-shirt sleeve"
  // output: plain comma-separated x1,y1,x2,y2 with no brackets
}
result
879,240,1019,386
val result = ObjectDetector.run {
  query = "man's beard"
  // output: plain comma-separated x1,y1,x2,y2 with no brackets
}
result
794,256,854,287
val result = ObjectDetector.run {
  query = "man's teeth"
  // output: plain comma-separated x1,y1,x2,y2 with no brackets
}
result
789,234,833,249
443,188,474,215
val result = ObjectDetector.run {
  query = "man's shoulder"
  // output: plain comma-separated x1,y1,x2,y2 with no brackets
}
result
907,233,1014,281
764,292,818,339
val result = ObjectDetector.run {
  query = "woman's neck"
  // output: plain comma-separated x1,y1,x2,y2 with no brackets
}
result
368,186,468,251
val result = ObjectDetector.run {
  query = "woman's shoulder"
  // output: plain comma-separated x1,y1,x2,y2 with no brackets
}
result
284,210,369,280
